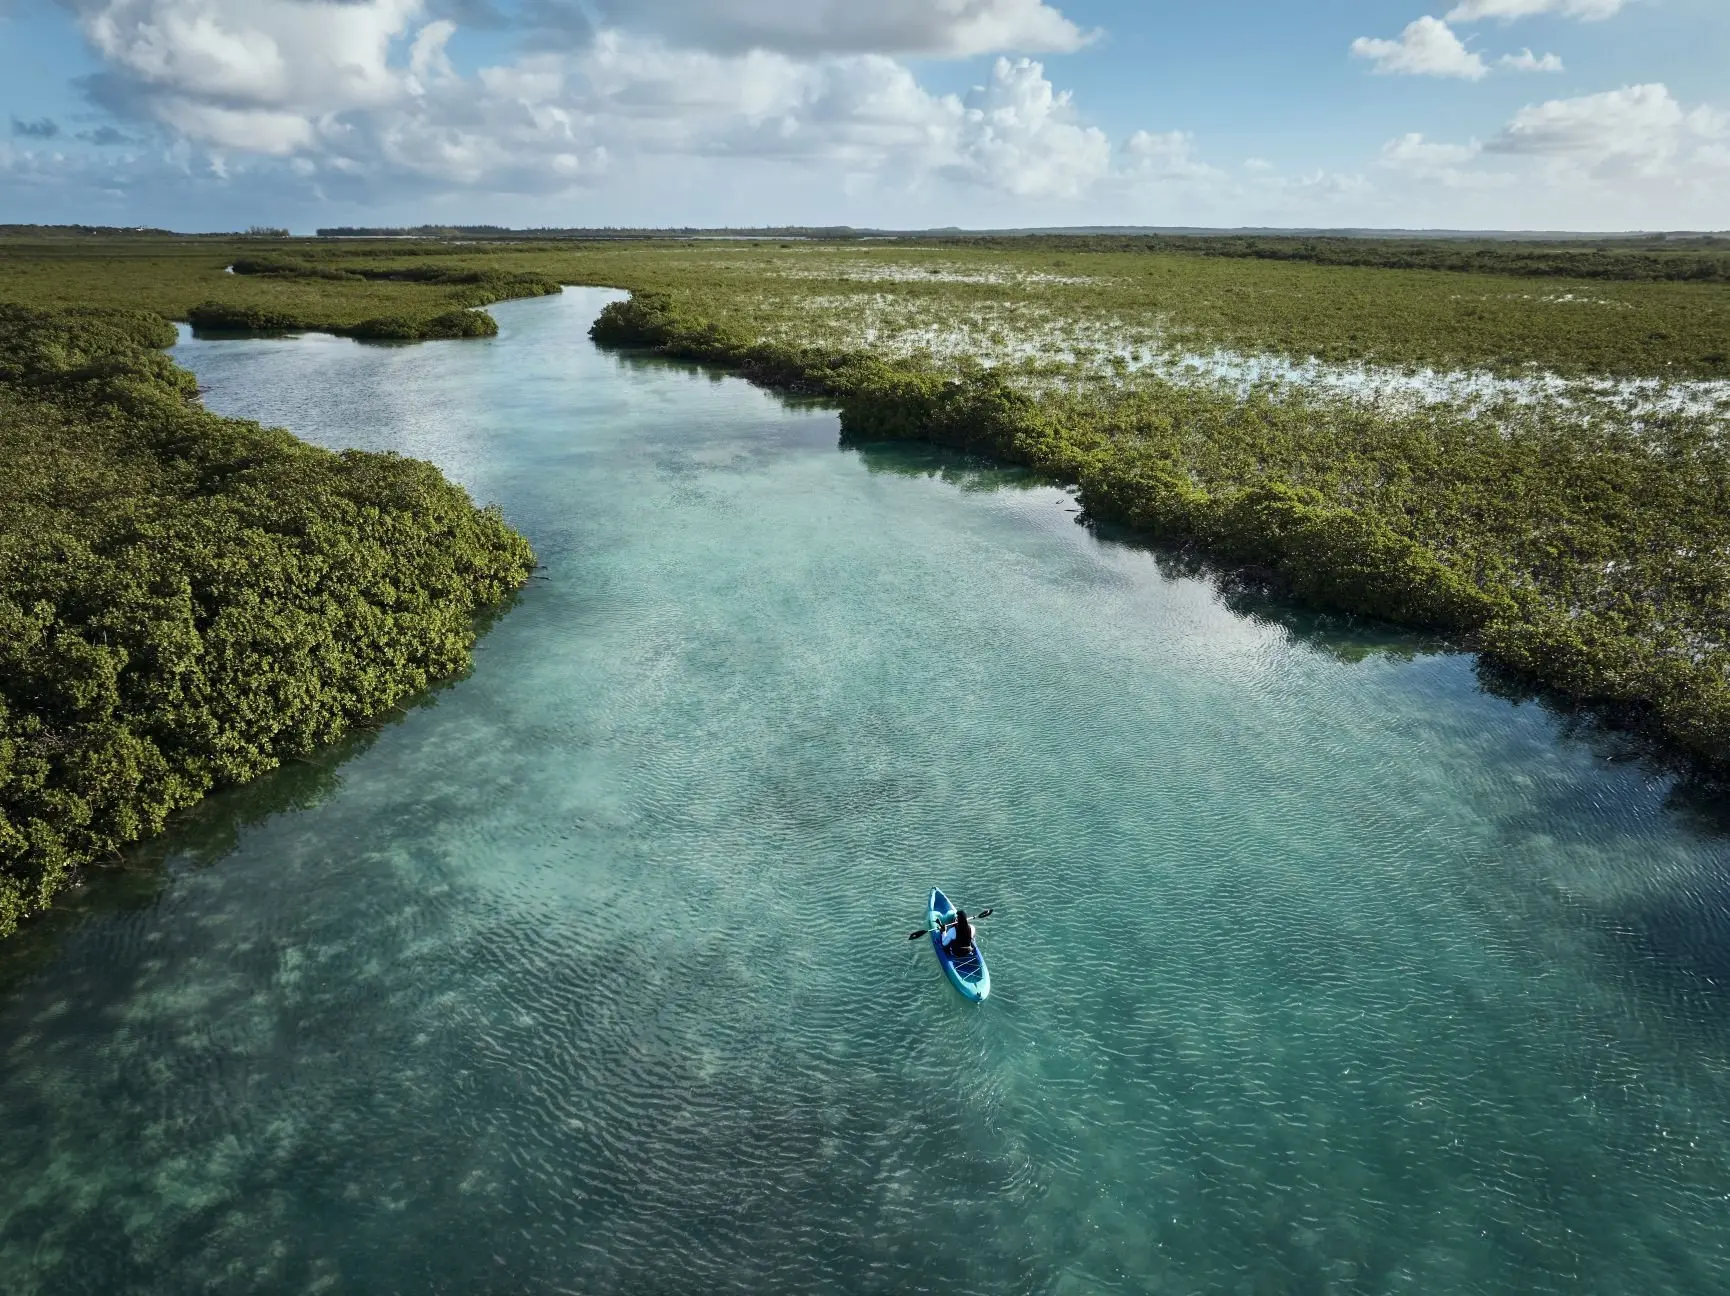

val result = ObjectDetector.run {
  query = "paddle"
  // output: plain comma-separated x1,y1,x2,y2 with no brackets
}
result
907,908,993,940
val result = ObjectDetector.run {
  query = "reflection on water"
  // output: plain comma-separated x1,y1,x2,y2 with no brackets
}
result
4,290,1730,1295
848,439,1054,494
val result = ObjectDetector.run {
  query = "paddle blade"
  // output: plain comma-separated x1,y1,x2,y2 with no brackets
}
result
908,929,928,940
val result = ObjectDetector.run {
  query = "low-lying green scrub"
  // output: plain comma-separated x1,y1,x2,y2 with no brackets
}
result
591,289,1730,773
191,258,557,337
229,254,559,300
0,304,536,937
188,301,500,340
943,234,1730,284
229,255,362,281
348,310,499,340
0,236,560,339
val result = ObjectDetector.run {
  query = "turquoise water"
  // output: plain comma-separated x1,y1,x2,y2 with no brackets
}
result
4,289,1730,1293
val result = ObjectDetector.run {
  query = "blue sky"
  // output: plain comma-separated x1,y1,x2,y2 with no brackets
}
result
2,0,1726,231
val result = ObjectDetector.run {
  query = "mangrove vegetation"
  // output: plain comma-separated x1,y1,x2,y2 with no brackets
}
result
0,298,535,937
4,226,1730,935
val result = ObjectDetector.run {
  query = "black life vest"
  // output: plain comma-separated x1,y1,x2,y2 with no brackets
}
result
950,911,975,955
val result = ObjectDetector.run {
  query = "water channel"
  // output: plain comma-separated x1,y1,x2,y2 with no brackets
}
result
3,288,1730,1293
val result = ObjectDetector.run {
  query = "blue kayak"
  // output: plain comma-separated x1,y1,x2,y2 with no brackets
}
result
928,887,990,1002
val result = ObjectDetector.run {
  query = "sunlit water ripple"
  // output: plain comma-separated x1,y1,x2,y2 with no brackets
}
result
3,289,1730,1293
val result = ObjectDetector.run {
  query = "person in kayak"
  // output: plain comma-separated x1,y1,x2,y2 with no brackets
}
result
942,909,976,959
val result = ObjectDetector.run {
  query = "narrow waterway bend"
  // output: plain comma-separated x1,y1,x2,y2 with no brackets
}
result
3,289,1730,1294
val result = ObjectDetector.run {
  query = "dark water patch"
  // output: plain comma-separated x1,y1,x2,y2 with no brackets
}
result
1478,659,1730,830
1616,875,1730,988
1086,512,1455,670
847,435,1054,494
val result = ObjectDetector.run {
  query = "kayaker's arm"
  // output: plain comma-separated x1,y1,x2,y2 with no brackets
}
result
906,908,990,941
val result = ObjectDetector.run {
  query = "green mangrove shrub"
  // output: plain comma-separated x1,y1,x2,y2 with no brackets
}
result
228,256,560,300
187,300,304,333
192,301,501,341
349,309,499,340
0,304,536,937
229,256,361,281
938,234,1730,284
203,259,559,339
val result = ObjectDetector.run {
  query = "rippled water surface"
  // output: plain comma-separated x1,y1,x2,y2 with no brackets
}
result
7,289,1730,1294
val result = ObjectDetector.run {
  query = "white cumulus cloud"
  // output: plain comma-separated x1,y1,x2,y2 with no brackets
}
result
1372,82,1730,215
71,0,424,159
1121,129,1221,183
945,57,1110,198
52,1,1130,202
1447,0,1625,21
1499,48,1564,72
1351,17,1488,80
1376,132,1509,189
1487,82,1725,174
1381,133,1483,169
584,0,1090,57
77,0,419,110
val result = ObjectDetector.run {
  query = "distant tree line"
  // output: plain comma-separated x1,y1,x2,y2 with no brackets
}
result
302,226,1730,281
934,234,1730,283
0,224,180,238
314,225,871,240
